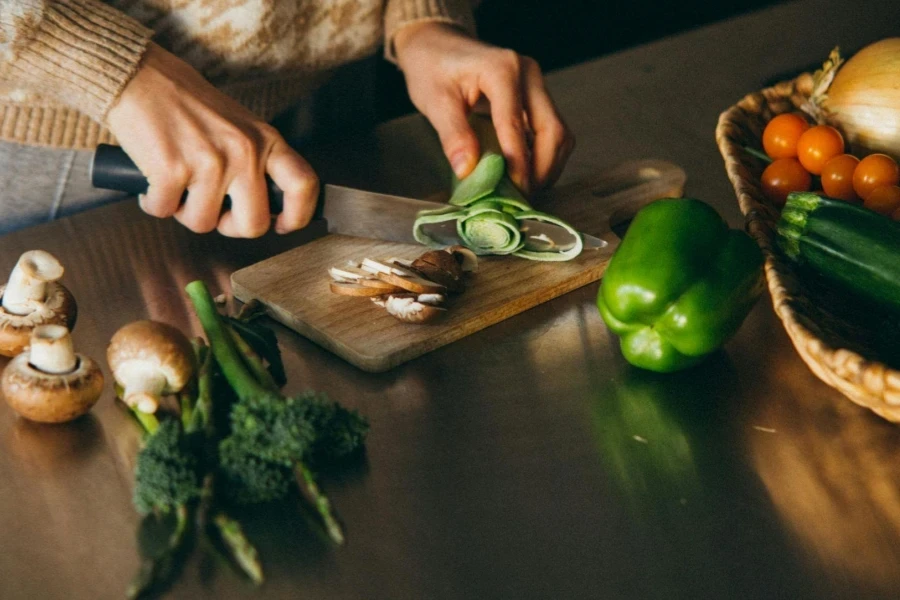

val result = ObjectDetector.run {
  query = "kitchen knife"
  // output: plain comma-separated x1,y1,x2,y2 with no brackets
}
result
91,143,605,250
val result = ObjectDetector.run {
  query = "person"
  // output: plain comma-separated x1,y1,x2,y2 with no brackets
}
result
0,0,574,238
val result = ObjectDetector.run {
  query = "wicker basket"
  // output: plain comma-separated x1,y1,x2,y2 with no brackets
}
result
716,73,900,423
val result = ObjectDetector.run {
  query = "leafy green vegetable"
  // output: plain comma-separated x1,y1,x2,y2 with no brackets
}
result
217,437,294,505
133,419,203,515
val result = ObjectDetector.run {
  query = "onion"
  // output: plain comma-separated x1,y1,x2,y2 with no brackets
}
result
807,39,900,161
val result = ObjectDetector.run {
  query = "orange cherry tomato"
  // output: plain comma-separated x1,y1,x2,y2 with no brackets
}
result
865,185,900,216
761,158,812,206
853,153,900,201
820,153,861,202
796,125,845,175
762,113,810,159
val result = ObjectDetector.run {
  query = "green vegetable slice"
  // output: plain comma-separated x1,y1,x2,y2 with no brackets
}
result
457,205,523,255
413,205,468,247
449,152,506,206
513,210,585,261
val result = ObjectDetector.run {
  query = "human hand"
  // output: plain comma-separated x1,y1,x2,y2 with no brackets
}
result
394,23,574,195
106,43,318,237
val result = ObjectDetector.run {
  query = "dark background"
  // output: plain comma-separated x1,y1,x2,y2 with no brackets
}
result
375,0,787,121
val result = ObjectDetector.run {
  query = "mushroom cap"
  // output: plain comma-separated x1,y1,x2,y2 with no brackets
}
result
1,353,104,423
0,282,78,357
106,320,195,394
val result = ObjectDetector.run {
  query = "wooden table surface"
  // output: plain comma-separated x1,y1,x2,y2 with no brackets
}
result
3,1,900,598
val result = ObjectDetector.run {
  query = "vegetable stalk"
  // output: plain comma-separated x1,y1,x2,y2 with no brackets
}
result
185,280,347,544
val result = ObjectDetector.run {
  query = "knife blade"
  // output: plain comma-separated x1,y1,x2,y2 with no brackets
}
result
91,143,605,250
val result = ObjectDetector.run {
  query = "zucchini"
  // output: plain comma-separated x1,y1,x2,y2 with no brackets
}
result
776,191,900,311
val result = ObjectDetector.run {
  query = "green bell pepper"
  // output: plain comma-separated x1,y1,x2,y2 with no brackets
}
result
596,198,764,373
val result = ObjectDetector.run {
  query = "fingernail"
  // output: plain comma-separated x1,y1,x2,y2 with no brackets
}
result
450,152,470,178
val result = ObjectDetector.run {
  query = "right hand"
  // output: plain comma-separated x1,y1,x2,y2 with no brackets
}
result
106,43,319,237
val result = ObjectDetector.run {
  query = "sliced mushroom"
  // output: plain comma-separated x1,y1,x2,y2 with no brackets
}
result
361,258,411,277
328,265,371,283
384,294,446,324
1,325,103,423
447,245,479,272
375,263,447,294
407,261,464,293
330,281,394,297
107,320,195,414
0,251,77,357
357,278,407,293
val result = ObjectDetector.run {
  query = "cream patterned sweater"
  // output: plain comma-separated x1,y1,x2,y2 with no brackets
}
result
0,0,475,149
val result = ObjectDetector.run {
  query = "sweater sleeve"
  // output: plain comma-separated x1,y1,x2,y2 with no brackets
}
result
383,0,476,63
0,0,152,122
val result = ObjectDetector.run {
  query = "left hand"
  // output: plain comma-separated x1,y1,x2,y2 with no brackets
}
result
394,23,574,196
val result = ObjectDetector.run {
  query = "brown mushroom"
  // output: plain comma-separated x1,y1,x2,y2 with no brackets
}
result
0,250,77,357
383,294,447,324
107,320,195,414
447,245,479,272
1,325,103,423
409,250,465,293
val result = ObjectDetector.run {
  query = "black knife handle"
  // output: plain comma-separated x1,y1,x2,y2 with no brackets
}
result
91,143,284,214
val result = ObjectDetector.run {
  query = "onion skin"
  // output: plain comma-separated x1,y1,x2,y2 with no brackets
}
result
818,38,900,161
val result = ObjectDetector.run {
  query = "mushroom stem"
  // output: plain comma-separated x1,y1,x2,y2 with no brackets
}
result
2,251,65,315
121,371,167,414
28,324,77,374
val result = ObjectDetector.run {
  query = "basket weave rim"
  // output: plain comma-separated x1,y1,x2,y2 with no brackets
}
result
715,74,900,422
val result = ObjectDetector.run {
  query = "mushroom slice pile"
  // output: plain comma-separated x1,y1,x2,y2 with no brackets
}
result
0,250,77,357
328,247,477,324
1,324,103,423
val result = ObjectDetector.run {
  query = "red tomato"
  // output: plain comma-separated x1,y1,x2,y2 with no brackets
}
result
762,113,810,159
796,125,845,175
820,154,861,202
865,185,900,216
761,158,812,206
853,153,900,201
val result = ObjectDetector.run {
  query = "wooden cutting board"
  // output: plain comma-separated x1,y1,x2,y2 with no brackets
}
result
231,160,686,372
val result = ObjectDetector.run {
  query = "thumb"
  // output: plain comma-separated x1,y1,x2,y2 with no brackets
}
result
423,99,481,179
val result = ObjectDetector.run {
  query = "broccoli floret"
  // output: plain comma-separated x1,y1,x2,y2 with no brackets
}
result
133,418,203,515
227,392,317,466
299,395,369,465
217,437,293,505
228,391,368,468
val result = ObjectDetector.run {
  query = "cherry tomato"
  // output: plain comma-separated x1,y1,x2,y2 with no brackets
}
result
853,153,900,201
761,158,812,206
796,125,845,175
865,185,900,216
762,113,810,159
820,154,861,202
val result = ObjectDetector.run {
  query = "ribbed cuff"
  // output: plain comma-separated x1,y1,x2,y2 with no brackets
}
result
384,0,476,63
4,0,153,122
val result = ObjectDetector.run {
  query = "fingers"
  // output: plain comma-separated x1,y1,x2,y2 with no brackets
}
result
216,137,270,238
173,152,227,234
141,153,189,219
420,94,481,180
481,50,531,193
522,58,575,190
266,139,319,234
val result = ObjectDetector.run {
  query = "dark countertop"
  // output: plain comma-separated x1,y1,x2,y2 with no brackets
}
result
2,1,900,598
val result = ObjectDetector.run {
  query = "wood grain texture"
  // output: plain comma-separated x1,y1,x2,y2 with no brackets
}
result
232,160,686,372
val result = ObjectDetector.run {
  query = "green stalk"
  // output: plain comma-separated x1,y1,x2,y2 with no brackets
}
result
116,383,160,435
185,281,271,403
186,280,345,545
179,391,194,433
226,324,280,394
212,513,264,585
189,342,214,436
295,463,344,545
127,504,191,600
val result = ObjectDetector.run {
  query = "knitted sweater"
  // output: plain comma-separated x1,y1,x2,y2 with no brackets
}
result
0,0,475,149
